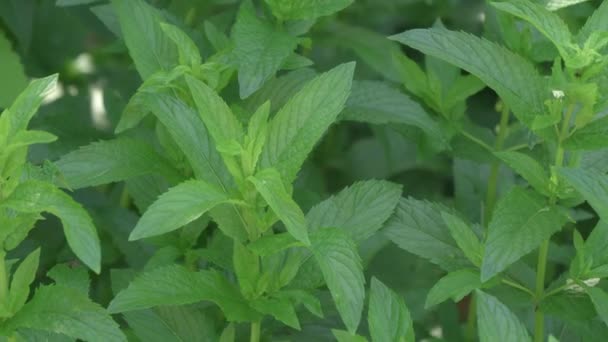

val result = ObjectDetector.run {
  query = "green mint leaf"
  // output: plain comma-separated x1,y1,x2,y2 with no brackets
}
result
47,264,90,295
251,296,300,330
123,305,217,342
481,187,568,281
310,228,364,334
247,232,304,256
441,212,483,267
4,130,58,154
341,81,446,147
243,101,270,175
306,179,402,242
577,1,608,43
233,241,259,298
426,269,482,308
232,1,299,98
108,265,257,321
332,329,368,342
159,23,201,67
2,180,101,273
586,287,608,327
491,0,573,57
559,168,608,222
56,137,182,189
260,62,355,183
494,151,551,196
584,221,608,267
563,115,608,151
384,198,470,271
390,28,546,129
185,75,244,148
3,75,57,138
265,0,353,20
249,168,310,245
0,30,27,108
110,0,178,79
7,248,40,314
368,277,414,342
129,180,231,240
476,290,532,342
277,290,323,318
9,285,126,342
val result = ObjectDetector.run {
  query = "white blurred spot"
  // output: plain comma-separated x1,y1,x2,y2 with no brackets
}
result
67,85,79,96
74,53,95,74
90,84,110,130
552,89,565,100
430,326,443,338
478,11,486,23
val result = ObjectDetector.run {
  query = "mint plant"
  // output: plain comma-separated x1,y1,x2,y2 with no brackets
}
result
2,0,608,341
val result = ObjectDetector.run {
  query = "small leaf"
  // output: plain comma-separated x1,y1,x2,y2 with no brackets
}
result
441,212,483,267
248,233,303,256
8,248,40,314
3,75,57,138
249,168,310,244
251,296,300,329
160,23,201,67
495,151,550,196
2,180,101,273
426,269,482,308
481,187,568,281
108,265,257,321
577,1,608,43
310,228,364,333
368,277,414,342
129,180,231,240
476,290,532,342
47,264,90,295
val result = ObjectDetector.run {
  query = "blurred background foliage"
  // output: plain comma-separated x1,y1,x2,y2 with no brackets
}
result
0,0,604,340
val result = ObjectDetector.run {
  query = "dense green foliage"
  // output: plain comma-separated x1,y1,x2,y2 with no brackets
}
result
0,0,607,341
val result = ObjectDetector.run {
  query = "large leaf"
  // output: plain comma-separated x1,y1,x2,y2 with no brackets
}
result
481,187,568,281
441,212,483,267
390,28,546,128
129,180,231,240
3,75,57,138
56,138,183,189
249,168,310,244
260,62,355,183
491,0,572,56
232,1,299,98
563,116,608,151
111,0,178,79
160,23,201,67
311,228,364,334
9,285,126,342
368,277,414,342
0,30,27,108
341,81,445,145
108,265,256,322
264,0,353,20
559,168,608,222
384,198,470,271
587,287,608,327
306,179,402,242
476,290,531,342
2,180,101,273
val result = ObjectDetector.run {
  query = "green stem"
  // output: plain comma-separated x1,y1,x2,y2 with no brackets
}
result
465,295,477,342
250,321,261,342
502,278,535,297
483,104,510,227
533,104,575,342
